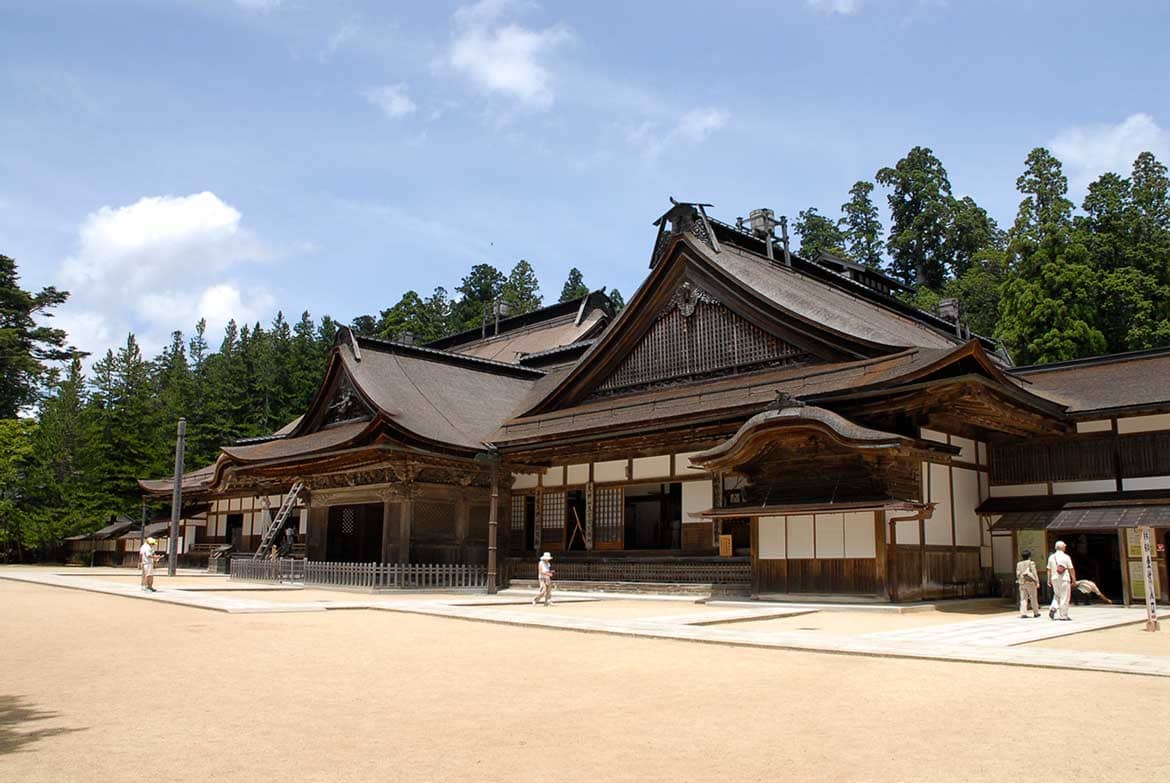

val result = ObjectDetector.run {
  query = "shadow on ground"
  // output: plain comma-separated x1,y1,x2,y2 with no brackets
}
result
0,694,86,754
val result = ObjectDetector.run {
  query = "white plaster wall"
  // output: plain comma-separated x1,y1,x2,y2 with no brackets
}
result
920,427,946,443
566,463,590,485
512,473,539,490
681,480,712,523
814,513,845,558
953,468,983,547
989,483,1048,497
895,520,920,545
1076,419,1112,433
758,516,786,559
786,515,814,559
925,463,953,546
976,441,988,466
593,460,627,483
543,466,564,487
843,511,875,558
1052,479,1116,495
673,452,705,474
951,436,976,463
1123,476,1170,491
632,455,671,479
1117,413,1170,433
992,534,1014,575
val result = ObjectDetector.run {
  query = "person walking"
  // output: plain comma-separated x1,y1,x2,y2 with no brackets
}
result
139,536,159,592
1047,540,1077,620
532,552,554,606
1016,549,1041,618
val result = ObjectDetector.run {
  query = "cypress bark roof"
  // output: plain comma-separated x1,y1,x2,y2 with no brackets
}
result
1009,347,1170,414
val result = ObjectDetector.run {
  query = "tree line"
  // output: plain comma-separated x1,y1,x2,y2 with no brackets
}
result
792,146,1170,365
0,257,618,560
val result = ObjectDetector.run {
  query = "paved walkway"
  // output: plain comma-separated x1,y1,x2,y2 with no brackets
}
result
3,569,1167,678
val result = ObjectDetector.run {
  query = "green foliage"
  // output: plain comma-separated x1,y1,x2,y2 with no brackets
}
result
608,288,625,313
0,254,73,417
452,263,507,332
559,268,589,303
876,146,955,289
0,418,37,561
793,207,848,260
840,181,884,268
501,260,542,315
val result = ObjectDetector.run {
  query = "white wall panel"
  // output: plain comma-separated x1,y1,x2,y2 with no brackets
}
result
1117,413,1170,433
920,427,946,443
786,515,814,559
512,473,539,490
895,520,919,545
1052,479,1116,495
951,436,976,463
953,468,982,547
989,483,1048,497
1076,419,1112,433
843,511,875,558
992,534,1014,575
1123,476,1170,491
814,513,845,558
593,460,627,483
681,480,712,523
566,463,590,485
976,441,988,466
542,466,564,487
925,463,953,545
632,455,671,479
758,515,786,559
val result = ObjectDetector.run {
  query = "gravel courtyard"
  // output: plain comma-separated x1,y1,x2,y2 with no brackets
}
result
2,577,1168,783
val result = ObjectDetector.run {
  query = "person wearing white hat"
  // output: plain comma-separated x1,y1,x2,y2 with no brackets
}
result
533,552,555,606
1046,540,1076,620
139,536,160,592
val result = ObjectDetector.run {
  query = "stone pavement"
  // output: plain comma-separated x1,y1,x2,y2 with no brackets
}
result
3,569,1167,678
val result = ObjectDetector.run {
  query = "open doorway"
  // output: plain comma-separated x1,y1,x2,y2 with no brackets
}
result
226,514,244,552
1064,532,1123,604
565,490,587,551
623,483,682,550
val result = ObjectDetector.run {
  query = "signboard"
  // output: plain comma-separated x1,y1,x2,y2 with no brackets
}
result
1017,530,1046,567
1138,526,1160,631
1126,528,1145,560
718,534,733,558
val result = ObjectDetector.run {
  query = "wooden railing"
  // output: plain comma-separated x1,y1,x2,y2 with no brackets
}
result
229,558,488,590
505,558,751,585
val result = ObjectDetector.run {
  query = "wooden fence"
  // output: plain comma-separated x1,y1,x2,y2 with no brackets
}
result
505,558,751,585
229,558,488,590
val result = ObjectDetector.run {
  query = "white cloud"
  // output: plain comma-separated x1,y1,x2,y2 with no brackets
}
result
807,0,863,15
1050,113,1170,191
54,192,278,360
321,19,361,60
447,0,572,109
363,83,417,119
626,107,729,160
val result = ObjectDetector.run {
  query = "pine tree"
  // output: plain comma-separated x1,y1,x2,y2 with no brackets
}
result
0,255,72,416
876,147,954,289
839,181,884,268
608,288,625,313
559,268,588,302
793,207,848,260
502,259,542,315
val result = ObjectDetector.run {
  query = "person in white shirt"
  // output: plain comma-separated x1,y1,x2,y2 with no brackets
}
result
1046,540,1076,620
532,552,554,606
140,537,159,592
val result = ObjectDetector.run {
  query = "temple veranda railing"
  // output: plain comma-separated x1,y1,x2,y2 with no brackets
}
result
229,557,489,590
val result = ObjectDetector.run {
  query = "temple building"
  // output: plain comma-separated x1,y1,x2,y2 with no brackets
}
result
139,201,1170,603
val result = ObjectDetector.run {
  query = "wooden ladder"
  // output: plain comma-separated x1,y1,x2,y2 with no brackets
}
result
253,480,304,559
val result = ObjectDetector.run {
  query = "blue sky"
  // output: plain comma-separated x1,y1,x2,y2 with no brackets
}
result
3,0,1169,360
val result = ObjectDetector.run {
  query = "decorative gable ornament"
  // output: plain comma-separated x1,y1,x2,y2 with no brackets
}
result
323,375,373,426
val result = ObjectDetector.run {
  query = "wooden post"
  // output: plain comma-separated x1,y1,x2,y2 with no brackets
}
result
874,509,889,601
1119,528,1132,607
1139,526,1160,632
168,417,186,577
381,497,394,564
398,499,412,564
488,460,499,594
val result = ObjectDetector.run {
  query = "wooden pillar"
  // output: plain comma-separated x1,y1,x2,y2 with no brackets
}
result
306,504,328,561
874,509,889,601
455,492,470,557
398,499,413,564
584,480,595,551
533,490,542,550
381,496,394,564
919,516,928,596
1119,528,1132,607
487,461,499,594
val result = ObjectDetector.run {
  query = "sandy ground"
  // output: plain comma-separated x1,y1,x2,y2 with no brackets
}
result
3,580,1169,783
728,606,1002,635
1029,622,1170,657
497,599,716,619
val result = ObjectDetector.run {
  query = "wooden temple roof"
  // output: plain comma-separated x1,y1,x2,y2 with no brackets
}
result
1009,346,1170,415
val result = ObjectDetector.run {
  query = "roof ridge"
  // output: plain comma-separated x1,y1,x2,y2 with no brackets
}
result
1009,344,1170,373
425,291,611,349
353,334,546,378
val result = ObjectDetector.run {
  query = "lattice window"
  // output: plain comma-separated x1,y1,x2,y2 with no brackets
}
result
597,289,807,394
413,502,455,538
341,508,356,536
510,496,526,532
594,487,623,544
541,492,565,530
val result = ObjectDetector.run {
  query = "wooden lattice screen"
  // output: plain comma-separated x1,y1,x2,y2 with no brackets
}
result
412,502,455,538
510,496,525,532
594,487,623,545
541,492,565,529
597,296,806,394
